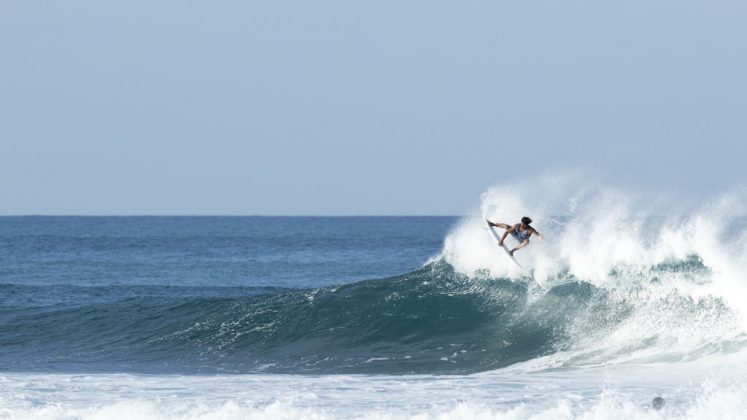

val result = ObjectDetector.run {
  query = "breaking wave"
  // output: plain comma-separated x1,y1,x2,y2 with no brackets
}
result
2,176,746,375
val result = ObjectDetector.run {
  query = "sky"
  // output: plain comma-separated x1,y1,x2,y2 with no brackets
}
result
1,1,746,215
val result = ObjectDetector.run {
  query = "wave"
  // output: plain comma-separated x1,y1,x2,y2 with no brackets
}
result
1,259,743,375
2,176,746,375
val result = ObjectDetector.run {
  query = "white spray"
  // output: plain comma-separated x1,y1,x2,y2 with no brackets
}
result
438,174,747,366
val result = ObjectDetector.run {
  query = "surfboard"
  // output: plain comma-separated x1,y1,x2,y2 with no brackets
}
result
486,219,525,271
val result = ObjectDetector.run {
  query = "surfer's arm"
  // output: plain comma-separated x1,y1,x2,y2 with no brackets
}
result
511,239,530,254
531,229,543,240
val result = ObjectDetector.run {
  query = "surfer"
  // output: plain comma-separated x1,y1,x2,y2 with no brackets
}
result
487,217,543,256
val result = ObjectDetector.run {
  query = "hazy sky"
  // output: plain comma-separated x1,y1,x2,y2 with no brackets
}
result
2,1,746,215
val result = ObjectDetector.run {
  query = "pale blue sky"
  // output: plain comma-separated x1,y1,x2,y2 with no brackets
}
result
1,1,746,215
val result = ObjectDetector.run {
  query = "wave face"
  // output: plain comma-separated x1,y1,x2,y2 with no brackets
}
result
1,258,743,375
1,263,555,374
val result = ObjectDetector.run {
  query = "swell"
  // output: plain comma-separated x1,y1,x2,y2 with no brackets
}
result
1,257,741,375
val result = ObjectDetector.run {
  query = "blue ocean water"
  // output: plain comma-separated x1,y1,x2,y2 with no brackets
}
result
0,216,458,374
2,188,747,419
0,216,453,288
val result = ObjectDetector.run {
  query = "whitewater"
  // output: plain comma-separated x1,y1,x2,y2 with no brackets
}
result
2,177,747,419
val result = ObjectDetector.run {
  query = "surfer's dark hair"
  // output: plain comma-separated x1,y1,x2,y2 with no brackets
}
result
521,216,532,225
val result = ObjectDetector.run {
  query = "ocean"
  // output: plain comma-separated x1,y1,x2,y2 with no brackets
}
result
2,182,747,419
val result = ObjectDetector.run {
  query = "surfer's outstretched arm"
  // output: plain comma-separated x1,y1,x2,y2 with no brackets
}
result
511,239,530,255
531,229,543,240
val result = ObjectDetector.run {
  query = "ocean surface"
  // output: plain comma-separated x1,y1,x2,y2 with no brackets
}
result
2,182,747,419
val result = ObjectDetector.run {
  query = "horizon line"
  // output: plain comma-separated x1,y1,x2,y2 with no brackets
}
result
0,214,461,218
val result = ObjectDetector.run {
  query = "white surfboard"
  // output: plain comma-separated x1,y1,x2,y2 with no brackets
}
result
486,219,526,271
